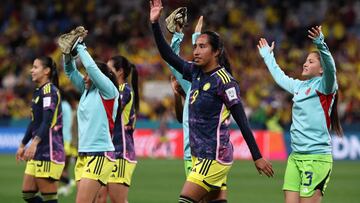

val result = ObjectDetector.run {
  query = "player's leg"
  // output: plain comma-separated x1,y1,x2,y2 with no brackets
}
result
22,160,41,203
180,157,231,202
35,160,64,203
283,154,301,203
75,155,114,203
300,190,322,203
285,191,300,203
108,183,129,203
203,189,227,202
299,158,332,203
179,181,208,202
95,186,108,203
107,158,136,203
76,178,103,203
36,178,58,203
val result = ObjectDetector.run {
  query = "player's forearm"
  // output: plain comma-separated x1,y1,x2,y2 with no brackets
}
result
230,103,262,161
152,22,187,74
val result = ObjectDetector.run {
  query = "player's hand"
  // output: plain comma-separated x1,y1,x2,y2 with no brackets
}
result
257,38,274,53
308,25,322,40
16,145,25,163
254,158,274,177
257,38,275,58
170,75,184,96
150,0,163,23
24,142,37,161
194,16,203,33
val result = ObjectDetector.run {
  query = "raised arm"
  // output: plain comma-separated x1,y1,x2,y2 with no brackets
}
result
150,0,190,74
63,54,85,93
308,26,337,94
75,44,118,99
257,38,301,94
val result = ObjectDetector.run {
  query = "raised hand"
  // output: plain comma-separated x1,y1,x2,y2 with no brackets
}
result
308,25,322,40
150,0,163,23
257,38,275,58
257,38,274,53
254,158,274,177
194,16,203,33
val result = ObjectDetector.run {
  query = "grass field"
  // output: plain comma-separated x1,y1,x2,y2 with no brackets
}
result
1,155,359,203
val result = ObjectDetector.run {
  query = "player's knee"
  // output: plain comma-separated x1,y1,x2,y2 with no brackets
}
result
22,191,42,203
208,200,227,203
179,195,197,203
41,192,58,203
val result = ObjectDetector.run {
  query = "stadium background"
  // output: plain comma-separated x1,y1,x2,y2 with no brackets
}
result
0,0,359,202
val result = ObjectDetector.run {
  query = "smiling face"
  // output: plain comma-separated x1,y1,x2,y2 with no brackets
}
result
302,52,323,78
31,58,50,85
193,34,219,68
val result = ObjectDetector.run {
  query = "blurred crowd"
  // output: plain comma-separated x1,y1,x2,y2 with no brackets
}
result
1,0,360,131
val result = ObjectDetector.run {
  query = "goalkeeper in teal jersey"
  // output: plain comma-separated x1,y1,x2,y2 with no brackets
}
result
258,26,343,203
167,13,203,176
60,27,119,203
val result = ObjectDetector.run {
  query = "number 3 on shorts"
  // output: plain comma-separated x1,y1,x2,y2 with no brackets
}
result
303,171,313,186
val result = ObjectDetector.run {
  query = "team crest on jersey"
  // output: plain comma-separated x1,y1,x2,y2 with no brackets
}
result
305,88,311,95
203,82,211,91
225,87,237,101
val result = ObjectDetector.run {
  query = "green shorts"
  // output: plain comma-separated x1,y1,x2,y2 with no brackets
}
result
283,153,332,197
184,159,192,177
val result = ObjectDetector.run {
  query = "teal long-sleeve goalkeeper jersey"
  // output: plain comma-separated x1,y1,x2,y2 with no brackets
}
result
64,44,119,153
259,34,338,154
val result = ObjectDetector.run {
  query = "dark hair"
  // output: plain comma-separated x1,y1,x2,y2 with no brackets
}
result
110,55,140,112
201,31,232,75
37,56,59,87
96,61,118,88
311,51,343,137
330,93,343,137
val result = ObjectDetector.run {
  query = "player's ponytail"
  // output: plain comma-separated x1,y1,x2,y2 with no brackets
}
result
130,63,140,113
110,55,140,113
202,31,232,75
38,56,59,87
330,93,343,137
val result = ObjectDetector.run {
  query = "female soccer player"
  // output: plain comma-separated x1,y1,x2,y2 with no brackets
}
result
150,0,274,202
63,37,119,203
168,15,203,176
16,56,64,203
96,55,139,203
257,26,343,203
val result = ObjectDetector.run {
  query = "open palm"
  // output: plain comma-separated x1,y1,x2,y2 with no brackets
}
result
150,0,163,23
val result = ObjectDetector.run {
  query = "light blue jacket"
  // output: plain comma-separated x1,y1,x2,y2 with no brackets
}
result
168,32,200,160
64,44,119,153
259,33,337,154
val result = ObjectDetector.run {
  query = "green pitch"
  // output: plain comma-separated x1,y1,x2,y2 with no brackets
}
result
1,155,359,203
